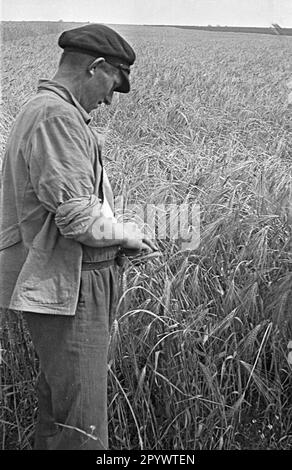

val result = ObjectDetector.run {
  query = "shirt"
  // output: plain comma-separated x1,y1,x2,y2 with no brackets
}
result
0,79,119,315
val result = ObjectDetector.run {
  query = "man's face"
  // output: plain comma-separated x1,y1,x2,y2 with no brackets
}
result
85,61,123,111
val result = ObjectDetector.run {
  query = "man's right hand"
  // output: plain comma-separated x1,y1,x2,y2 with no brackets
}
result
121,222,158,254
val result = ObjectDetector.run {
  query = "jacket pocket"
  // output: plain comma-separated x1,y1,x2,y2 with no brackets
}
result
17,246,71,306
0,224,22,251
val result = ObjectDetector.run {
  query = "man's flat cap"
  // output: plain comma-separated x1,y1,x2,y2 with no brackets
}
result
58,23,136,93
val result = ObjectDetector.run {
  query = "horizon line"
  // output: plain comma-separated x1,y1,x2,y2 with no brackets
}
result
1,20,291,28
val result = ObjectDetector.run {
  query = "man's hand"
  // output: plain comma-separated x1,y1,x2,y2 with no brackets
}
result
121,237,158,257
121,223,157,253
118,223,159,265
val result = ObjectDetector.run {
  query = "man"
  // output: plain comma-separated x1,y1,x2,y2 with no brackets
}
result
0,23,156,450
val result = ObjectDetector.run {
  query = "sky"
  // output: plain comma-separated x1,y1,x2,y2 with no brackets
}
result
0,0,292,27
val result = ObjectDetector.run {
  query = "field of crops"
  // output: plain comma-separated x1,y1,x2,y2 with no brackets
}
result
1,21,292,450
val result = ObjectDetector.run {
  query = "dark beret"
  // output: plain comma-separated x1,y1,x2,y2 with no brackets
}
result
58,24,136,93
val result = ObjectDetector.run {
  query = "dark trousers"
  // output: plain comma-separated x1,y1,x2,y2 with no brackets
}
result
22,264,118,450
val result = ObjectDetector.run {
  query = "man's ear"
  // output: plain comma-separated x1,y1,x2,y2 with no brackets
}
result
88,57,105,76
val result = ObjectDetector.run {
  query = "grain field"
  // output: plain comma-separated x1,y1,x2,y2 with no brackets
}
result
0,22,292,449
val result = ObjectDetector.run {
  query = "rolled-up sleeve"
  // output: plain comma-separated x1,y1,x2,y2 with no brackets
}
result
28,115,104,244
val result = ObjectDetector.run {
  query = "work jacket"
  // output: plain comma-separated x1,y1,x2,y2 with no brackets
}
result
0,79,119,315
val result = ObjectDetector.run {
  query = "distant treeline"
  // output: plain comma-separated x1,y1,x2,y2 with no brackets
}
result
154,24,292,36
2,21,292,42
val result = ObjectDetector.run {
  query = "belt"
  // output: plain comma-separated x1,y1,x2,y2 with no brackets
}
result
81,258,117,271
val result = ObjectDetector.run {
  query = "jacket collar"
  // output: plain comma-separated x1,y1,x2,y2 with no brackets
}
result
37,79,92,124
